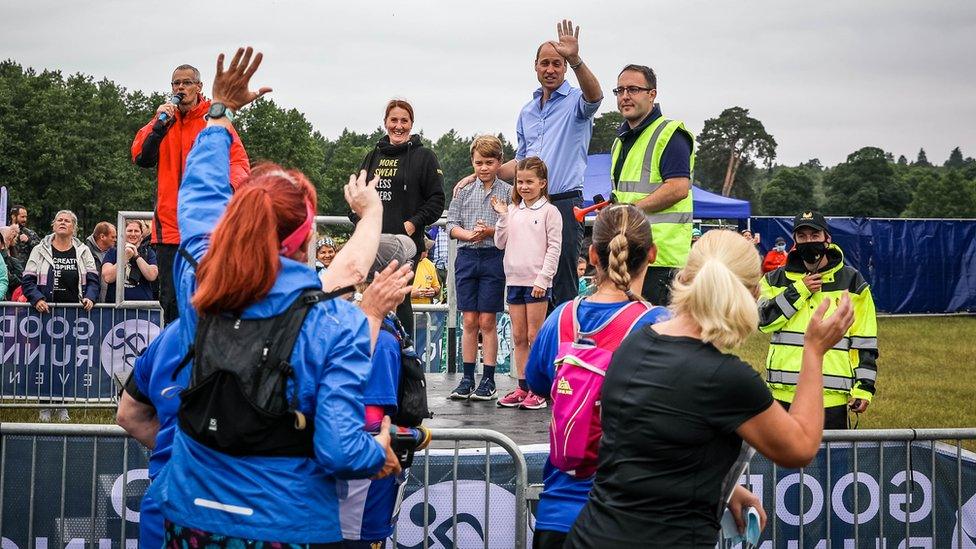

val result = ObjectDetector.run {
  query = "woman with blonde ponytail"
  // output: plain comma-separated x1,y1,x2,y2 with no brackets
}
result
566,229,855,548
524,204,669,549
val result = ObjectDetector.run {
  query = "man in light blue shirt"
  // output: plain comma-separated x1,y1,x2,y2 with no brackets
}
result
455,20,603,306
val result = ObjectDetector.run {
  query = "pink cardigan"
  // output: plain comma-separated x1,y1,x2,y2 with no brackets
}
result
494,197,563,289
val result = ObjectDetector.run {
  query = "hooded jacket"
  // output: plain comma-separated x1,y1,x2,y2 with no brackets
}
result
358,134,445,255
131,96,250,245
21,234,99,304
150,127,385,544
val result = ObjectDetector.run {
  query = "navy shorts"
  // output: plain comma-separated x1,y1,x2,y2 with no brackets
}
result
506,285,552,305
455,247,506,313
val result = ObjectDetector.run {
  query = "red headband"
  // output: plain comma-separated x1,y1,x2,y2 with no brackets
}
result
280,201,315,257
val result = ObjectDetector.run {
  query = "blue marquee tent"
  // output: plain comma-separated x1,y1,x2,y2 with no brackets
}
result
583,153,751,218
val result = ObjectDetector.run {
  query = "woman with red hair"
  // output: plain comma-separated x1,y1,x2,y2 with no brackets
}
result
149,47,399,547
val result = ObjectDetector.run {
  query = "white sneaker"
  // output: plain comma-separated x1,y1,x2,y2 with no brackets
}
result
57,408,70,422
38,409,52,422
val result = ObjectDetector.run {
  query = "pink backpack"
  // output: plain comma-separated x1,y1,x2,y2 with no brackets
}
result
549,297,656,478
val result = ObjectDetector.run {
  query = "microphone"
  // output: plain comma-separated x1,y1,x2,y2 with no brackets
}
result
157,93,185,123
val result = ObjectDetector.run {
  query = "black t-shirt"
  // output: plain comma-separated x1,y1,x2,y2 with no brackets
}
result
566,326,773,548
50,246,80,303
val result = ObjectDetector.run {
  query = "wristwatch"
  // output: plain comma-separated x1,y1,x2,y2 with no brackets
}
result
206,102,236,122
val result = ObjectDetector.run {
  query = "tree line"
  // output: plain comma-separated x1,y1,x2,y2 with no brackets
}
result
1,60,973,235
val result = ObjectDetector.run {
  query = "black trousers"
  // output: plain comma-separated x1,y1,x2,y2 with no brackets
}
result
153,243,180,322
642,266,677,306
777,400,850,430
549,191,584,308
533,528,568,549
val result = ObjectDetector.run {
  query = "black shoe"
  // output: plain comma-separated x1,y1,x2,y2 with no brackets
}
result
449,377,476,400
470,377,497,401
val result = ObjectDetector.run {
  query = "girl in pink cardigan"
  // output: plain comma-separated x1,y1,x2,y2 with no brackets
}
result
491,157,562,410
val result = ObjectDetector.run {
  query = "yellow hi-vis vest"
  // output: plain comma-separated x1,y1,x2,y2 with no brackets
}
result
758,244,879,407
610,116,696,268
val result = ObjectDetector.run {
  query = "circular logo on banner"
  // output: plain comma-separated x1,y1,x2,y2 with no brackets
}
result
394,480,528,549
100,319,161,380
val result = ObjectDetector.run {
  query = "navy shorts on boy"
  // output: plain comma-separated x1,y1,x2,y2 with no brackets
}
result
507,285,552,305
455,247,506,313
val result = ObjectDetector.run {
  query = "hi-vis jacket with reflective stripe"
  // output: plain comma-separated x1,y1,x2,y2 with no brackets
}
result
610,117,696,268
758,244,879,407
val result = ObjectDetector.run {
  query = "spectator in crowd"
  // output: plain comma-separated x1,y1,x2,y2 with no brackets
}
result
691,227,702,245
446,135,512,402
576,256,591,295
456,20,602,307
526,204,669,549
762,236,788,273
493,157,562,410
21,210,98,423
759,211,878,429
430,226,450,289
84,222,117,302
102,220,159,302
149,48,398,546
566,230,854,548
131,63,250,322
742,229,761,251
358,98,446,335
0,227,10,301
607,64,695,306
411,237,441,305
8,205,40,264
1,224,21,299
315,236,337,273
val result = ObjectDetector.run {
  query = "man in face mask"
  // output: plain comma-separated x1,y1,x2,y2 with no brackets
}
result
757,211,879,429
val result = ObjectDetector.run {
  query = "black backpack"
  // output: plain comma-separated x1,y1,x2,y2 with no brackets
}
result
379,315,432,428
176,288,343,457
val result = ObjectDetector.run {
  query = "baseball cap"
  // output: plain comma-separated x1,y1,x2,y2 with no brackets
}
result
774,236,786,245
370,234,417,278
792,211,829,235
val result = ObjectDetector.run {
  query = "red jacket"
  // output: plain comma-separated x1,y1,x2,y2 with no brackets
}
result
762,249,788,273
131,97,250,245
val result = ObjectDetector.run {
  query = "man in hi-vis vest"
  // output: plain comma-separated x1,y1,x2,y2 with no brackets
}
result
759,211,879,429
609,64,695,305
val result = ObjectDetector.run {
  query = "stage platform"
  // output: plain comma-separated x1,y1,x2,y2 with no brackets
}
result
423,373,550,448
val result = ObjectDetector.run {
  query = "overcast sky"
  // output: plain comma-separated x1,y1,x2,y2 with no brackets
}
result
2,0,974,166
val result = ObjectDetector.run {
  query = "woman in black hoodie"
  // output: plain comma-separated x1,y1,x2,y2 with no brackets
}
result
360,99,445,333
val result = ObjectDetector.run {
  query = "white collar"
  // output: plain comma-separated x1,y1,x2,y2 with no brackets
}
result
518,196,549,210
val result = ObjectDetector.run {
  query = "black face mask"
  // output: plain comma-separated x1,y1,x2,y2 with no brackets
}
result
795,241,828,264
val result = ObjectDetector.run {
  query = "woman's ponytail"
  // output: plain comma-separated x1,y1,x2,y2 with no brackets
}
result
670,230,761,348
193,164,316,315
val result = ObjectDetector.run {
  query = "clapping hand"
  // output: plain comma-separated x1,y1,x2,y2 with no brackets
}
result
550,19,581,65
490,196,508,215
124,242,139,260
345,170,382,220
360,260,414,319
212,46,273,111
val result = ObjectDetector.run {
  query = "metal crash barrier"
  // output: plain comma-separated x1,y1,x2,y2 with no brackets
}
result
0,424,531,549
0,302,163,409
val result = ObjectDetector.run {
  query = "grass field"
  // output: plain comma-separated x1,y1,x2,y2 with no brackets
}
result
1,317,975,430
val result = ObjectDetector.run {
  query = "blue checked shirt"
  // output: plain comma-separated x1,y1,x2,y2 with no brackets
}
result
446,177,512,249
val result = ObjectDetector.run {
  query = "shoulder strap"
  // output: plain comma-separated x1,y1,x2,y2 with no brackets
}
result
178,247,198,268
556,297,583,345
589,301,655,348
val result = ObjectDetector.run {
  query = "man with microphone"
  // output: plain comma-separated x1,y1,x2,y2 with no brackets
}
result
131,64,250,321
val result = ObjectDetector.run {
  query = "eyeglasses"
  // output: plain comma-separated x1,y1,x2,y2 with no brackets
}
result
612,86,654,97
171,79,199,87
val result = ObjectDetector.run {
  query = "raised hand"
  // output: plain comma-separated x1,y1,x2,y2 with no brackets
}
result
490,196,508,215
212,46,273,111
549,19,581,64
805,292,855,354
345,170,382,219
361,260,414,319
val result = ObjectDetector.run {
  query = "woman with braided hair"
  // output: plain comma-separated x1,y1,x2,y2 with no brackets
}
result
524,204,669,549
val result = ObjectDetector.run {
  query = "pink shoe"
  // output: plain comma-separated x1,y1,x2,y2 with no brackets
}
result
519,391,548,410
497,387,529,408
